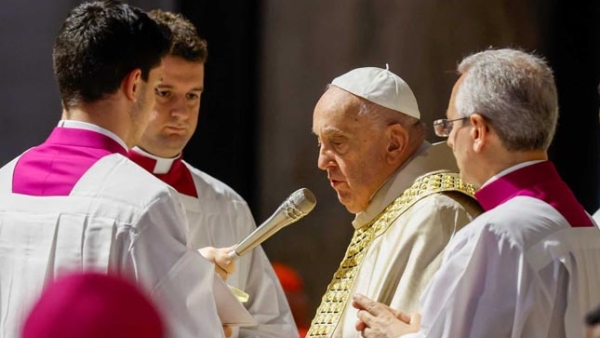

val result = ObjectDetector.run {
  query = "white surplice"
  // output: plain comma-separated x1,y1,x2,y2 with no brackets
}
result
0,155,225,338
592,208,600,226
128,146,298,338
181,163,298,338
403,197,600,337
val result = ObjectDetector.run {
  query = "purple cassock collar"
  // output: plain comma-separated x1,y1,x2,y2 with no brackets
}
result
474,161,593,227
12,127,128,196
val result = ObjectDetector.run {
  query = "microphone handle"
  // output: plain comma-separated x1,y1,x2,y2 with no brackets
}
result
228,205,291,260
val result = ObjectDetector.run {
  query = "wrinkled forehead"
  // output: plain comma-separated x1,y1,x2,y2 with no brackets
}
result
312,87,363,130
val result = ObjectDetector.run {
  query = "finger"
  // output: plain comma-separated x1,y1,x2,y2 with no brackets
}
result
351,293,372,310
216,257,235,275
224,244,237,253
374,302,404,319
362,327,374,338
216,264,228,281
355,318,366,331
396,310,412,324
352,293,383,315
214,249,236,274
356,308,376,327
410,313,421,327
199,246,217,260
353,293,410,324
223,325,233,337
351,296,365,310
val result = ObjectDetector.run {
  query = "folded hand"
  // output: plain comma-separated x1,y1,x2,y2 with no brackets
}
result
352,293,420,338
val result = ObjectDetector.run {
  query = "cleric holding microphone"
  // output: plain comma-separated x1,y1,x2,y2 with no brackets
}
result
306,66,483,338
127,10,298,338
0,2,229,337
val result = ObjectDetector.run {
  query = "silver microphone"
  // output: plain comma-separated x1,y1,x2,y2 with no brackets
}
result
228,188,317,259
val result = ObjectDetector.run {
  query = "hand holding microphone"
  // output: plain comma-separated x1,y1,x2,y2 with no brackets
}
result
199,245,236,281
228,188,317,259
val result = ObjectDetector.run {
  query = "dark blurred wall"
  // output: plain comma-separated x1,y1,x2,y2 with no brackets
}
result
0,1,74,165
543,0,600,214
0,0,174,165
179,0,259,209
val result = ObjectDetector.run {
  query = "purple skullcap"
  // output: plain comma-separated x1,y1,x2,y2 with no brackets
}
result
22,272,165,338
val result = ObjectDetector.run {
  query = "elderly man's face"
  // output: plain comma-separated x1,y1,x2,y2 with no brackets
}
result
312,87,392,214
446,75,474,185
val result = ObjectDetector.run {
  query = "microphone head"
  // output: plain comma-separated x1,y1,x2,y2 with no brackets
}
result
231,188,317,258
289,188,317,214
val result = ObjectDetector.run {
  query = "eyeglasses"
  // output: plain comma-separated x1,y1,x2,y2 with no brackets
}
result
433,117,468,137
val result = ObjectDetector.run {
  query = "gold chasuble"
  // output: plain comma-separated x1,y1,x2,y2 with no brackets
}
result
307,172,477,337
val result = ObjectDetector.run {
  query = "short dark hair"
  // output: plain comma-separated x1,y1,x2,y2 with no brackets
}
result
53,0,171,109
148,9,208,63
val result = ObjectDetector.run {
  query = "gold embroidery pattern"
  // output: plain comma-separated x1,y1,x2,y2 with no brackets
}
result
306,172,476,337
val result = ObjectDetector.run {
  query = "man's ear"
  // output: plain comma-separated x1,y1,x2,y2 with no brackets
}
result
122,68,142,101
386,123,408,164
469,113,488,152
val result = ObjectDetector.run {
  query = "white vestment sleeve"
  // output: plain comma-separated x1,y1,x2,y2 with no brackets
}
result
402,223,519,338
233,200,299,338
182,165,299,338
240,246,299,338
126,192,225,338
403,196,600,338
403,225,546,338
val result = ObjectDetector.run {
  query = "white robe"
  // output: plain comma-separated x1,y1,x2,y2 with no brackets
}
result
403,196,600,338
181,162,299,338
0,155,225,338
328,142,482,338
592,208,600,226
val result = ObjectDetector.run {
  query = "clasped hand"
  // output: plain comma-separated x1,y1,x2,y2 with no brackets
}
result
352,293,421,338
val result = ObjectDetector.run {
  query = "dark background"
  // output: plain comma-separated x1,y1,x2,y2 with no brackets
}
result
1,0,598,317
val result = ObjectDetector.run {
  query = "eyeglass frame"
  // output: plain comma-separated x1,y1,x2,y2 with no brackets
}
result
433,117,468,137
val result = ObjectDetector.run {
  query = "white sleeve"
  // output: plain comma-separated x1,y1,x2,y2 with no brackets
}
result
126,192,225,338
404,225,537,338
592,208,600,227
235,203,299,338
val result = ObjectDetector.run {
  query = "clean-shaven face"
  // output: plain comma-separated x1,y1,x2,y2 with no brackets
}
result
130,65,164,147
446,74,473,184
138,55,204,158
312,86,391,214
